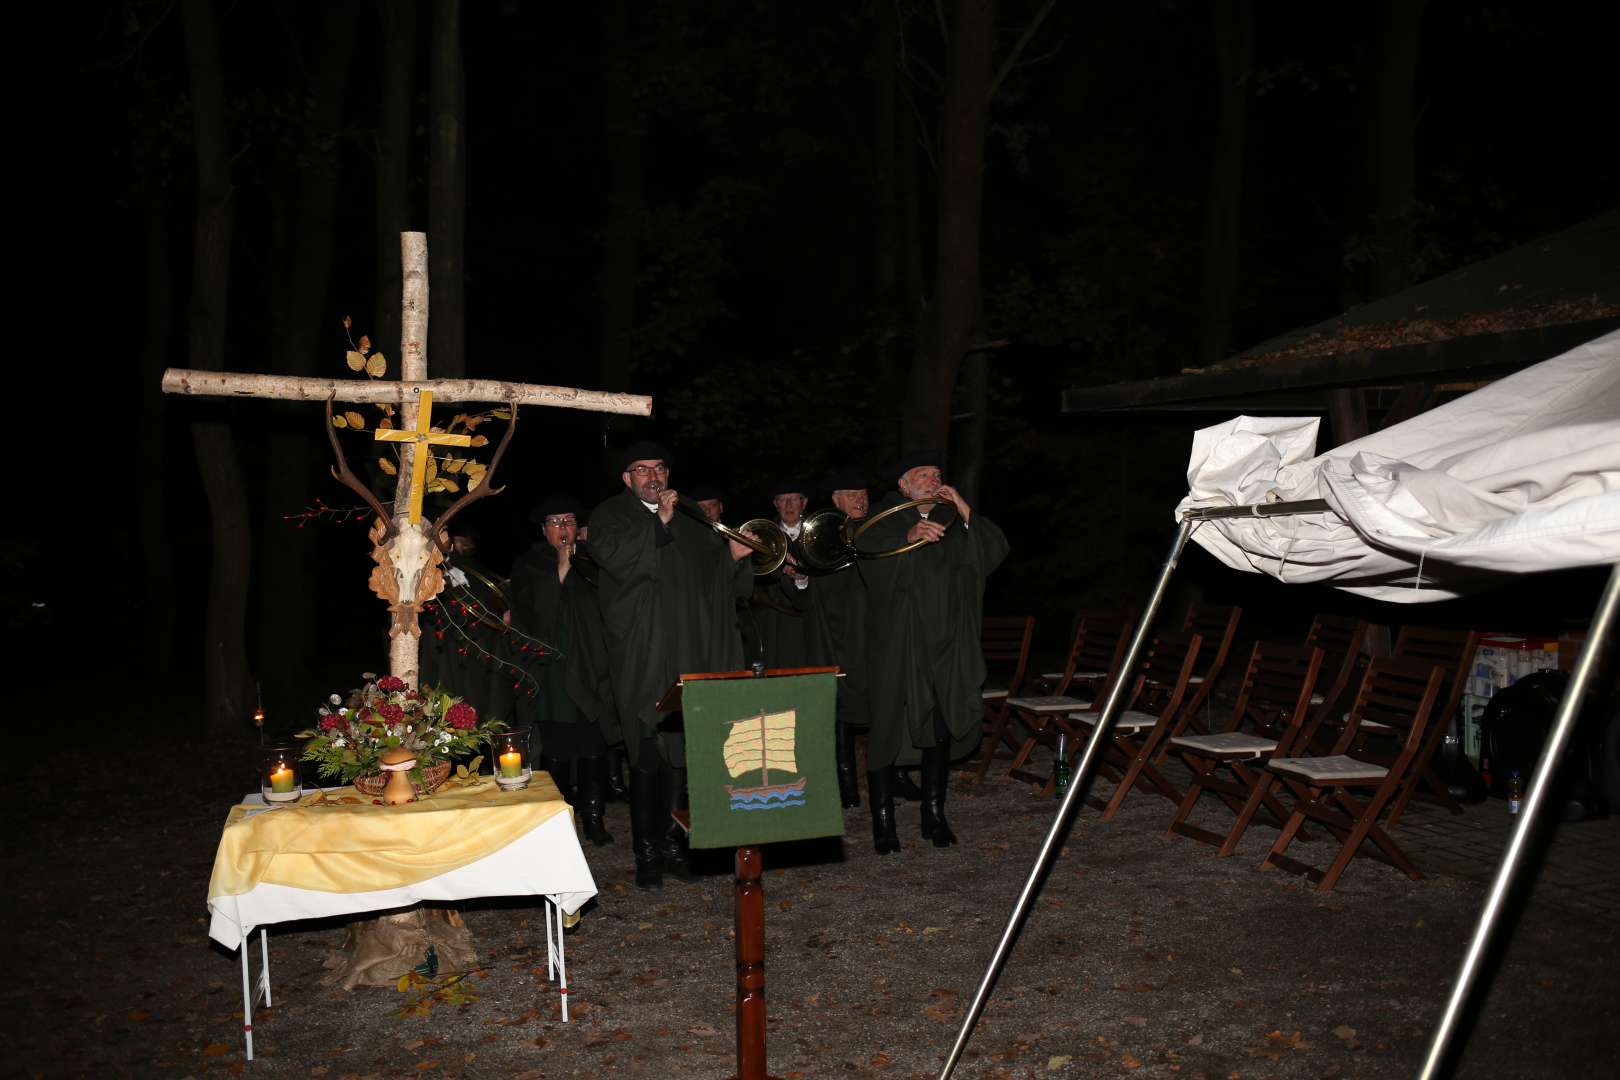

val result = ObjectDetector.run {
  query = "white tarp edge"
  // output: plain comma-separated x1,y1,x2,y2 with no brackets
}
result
1177,329,1620,602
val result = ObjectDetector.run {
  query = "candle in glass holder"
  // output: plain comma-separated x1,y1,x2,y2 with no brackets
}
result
499,750,523,778
269,764,295,794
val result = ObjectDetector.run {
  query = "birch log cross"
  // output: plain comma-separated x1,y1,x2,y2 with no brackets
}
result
162,232,651,988
163,231,651,689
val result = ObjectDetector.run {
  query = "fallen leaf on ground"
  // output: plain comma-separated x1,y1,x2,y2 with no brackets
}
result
1122,1050,1143,1068
1185,1034,1203,1046
1047,1054,1072,1069
1332,1025,1357,1041
1125,1015,1146,1027
202,1043,229,1057
870,1051,892,1066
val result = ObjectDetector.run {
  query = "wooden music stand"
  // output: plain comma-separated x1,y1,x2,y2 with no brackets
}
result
659,666,839,1080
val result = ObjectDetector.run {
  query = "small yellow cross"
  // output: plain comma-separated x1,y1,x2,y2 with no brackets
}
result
373,391,473,524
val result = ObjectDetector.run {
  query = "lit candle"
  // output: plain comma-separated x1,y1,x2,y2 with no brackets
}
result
269,764,295,794
499,750,523,778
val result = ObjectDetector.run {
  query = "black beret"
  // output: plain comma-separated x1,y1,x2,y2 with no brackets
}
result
532,493,582,525
620,440,672,473
825,467,870,494
886,449,943,482
769,479,811,498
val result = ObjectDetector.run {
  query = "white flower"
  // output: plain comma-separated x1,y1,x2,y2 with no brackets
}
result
447,566,469,587
333,736,346,748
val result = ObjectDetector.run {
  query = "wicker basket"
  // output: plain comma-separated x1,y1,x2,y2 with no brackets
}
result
352,759,452,799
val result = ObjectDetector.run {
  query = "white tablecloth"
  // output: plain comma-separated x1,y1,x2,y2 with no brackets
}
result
208,811,597,950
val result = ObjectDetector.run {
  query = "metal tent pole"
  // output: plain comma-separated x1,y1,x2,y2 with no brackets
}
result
1418,561,1620,1079
938,517,1197,1079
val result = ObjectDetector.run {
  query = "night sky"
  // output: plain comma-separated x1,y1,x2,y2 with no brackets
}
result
37,1,1617,720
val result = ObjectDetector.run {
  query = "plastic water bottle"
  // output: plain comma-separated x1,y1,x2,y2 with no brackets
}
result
1506,770,1523,815
1054,734,1071,797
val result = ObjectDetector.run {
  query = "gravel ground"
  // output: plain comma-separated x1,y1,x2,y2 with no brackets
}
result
6,741,1616,1080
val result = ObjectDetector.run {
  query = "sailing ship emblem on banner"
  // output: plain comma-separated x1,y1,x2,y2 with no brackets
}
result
683,671,845,848
724,710,807,812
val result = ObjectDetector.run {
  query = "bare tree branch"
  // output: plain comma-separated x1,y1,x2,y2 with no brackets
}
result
988,0,1057,103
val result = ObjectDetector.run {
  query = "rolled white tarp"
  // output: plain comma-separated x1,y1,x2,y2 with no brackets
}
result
1178,330,1620,602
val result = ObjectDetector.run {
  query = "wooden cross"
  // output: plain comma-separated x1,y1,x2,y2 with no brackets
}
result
372,390,472,524
162,231,653,685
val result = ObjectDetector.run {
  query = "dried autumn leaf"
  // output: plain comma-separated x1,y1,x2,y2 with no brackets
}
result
331,414,348,428
467,472,484,491
344,411,367,430
490,408,512,419
378,456,397,475
426,478,445,493
470,434,490,448
443,457,466,474
343,314,352,329
1121,1051,1143,1069
358,335,371,354
1332,1025,1357,1041
367,352,387,378
378,417,394,431
203,1043,230,1057
127,1010,150,1022
870,1052,892,1067
346,350,367,372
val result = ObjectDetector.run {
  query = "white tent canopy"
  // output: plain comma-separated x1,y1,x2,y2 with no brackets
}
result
1178,330,1620,602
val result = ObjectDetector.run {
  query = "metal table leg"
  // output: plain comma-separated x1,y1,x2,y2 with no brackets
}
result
238,928,272,1061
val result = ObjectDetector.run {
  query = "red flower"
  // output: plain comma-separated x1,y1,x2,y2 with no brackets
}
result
446,702,478,730
318,714,343,731
376,675,407,692
378,703,405,724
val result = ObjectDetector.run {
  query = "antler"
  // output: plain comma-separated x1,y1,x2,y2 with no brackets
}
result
325,395,398,542
431,403,518,556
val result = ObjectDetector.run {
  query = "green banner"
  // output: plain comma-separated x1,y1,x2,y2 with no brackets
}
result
683,672,844,849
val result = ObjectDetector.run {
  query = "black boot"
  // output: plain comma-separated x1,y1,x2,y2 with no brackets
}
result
659,765,695,882
576,756,614,847
919,746,958,847
629,775,662,890
604,745,630,802
836,720,860,809
868,768,900,855
891,766,924,802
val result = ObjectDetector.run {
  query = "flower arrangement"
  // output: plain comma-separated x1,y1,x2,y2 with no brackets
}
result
296,673,506,786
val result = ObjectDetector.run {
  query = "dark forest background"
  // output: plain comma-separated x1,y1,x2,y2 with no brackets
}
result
29,0,1615,732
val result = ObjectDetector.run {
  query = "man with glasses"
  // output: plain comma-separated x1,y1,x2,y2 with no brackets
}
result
589,441,756,888
861,451,1007,854
510,494,617,847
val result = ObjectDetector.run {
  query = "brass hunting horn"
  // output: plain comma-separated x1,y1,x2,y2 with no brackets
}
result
673,498,790,576
796,497,959,573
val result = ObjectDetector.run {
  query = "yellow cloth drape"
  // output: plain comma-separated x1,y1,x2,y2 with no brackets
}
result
207,776,573,899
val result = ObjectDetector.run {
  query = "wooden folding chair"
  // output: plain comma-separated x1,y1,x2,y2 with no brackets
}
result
973,615,1036,776
1034,606,1136,693
1061,630,1203,817
995,608,1135,785
1259,656,1446,892
1364,626,1482,825
1165,642,1324,850
1170,602,1243,737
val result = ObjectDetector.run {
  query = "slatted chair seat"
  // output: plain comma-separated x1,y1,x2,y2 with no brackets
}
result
1169,731,1277,757
1008,694,1092,712
973,616,1036,776
1267,755,1387,782
992,607,1135,785
1070,709,1158,731
1309,692,1325,705
1259,657,1448,893
1164,642,1324,853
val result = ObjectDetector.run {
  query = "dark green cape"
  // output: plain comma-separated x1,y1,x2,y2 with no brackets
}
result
508,542,617,753
588,489,753,765
860,493,1007,767
809,554,869,728
750,530,827,669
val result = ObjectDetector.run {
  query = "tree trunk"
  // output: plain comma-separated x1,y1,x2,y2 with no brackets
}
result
259,4,361,720
375,0,418,355
428,0,466,379
901,0,995,457
136,170,177,674
182,0,254,732
1352,0,1424,302
599,0,641,395
1197,0,1254,366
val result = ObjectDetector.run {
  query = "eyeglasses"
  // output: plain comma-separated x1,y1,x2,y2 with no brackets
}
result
627,463,669,478
544,516,578,528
